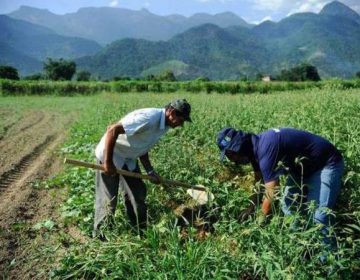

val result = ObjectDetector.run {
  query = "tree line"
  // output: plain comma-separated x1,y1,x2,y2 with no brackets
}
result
1,59,360,82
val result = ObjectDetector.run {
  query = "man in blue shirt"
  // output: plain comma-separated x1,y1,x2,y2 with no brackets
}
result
217,127,344,248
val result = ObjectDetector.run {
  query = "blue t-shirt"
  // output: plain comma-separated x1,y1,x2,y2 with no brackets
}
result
251,128,342,183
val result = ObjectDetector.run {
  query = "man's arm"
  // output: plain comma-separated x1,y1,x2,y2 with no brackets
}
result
261,179,278,215
139,152,161,184
139,152,154,174
103,123,125,175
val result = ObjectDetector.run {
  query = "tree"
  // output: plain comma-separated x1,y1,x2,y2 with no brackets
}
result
278,63,321,81
158,70,177,81
23,73,44,80
196,76,210,82
356,71,360,79
76,71,91,81
113,76,131,81
0,65,20,80
43,58,76,81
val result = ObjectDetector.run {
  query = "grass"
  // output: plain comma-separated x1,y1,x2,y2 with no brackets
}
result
1,88,360,279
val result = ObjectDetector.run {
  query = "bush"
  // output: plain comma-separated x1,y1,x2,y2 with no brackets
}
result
278,63,321,82
76,71,91,81
0,65,19,80
23,73,44,80
44,58,76,81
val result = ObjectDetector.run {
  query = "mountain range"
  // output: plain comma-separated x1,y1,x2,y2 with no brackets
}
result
8,6,251,45
0,15,102,75
2,1,360,79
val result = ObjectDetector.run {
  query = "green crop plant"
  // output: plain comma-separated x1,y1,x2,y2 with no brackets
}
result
2,88,359,278
48,89,360,279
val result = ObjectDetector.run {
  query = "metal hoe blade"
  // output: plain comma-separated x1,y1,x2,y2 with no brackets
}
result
186,186,215,205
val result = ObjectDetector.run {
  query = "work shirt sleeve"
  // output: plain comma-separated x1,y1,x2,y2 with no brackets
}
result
258,140,282,183
120,110,152,136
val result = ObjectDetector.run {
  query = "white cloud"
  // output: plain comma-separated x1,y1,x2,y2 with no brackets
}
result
253,0,286,11
252,0,332,14
250,15,273,24
109,0,119,7
286,0,327,16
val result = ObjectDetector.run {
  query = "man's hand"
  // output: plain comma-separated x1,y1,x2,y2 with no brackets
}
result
103,161,117,176
147,170,162,184
261,180,278,216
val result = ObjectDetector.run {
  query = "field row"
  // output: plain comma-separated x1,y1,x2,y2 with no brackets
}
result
1,79,360,95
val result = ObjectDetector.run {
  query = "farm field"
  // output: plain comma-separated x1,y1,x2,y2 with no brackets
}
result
0,89,360,279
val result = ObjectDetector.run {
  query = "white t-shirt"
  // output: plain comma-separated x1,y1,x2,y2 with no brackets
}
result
95,108,168,171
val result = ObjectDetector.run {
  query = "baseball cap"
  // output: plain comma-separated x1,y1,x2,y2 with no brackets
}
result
169,99,192,122
217,127,247,161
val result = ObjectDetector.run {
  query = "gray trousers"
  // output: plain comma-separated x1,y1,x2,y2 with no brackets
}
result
93,162,147,236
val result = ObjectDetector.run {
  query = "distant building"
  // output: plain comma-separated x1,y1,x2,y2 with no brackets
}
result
262,75,272,82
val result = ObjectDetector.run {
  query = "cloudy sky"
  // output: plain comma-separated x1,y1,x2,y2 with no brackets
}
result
1,0,359,23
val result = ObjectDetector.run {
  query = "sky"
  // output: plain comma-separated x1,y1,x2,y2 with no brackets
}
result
1,0,360,23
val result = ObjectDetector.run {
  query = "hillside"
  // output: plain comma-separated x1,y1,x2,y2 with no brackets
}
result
0,41,42,75
4,1,360,79
253,4,360,78
0,15,102,75
77,2,360,80
77,24,268,80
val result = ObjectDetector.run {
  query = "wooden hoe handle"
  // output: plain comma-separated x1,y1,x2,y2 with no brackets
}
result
64,158,206,191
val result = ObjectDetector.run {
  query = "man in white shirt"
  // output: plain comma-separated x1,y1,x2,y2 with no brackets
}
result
94,99,191,238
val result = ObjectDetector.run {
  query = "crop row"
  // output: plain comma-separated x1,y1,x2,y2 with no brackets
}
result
1,79,360,96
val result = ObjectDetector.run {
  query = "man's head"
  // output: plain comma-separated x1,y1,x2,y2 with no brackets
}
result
217,127,251,164
165,99,192,128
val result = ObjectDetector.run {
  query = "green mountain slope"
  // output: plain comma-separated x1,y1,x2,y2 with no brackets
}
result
77,24,267,80
4,1,360,79
0,41,42,75
320,0,360,25
253,3,360,78
0,15,102,74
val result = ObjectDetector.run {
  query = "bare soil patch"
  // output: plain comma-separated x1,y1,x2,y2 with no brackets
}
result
0,109,75,279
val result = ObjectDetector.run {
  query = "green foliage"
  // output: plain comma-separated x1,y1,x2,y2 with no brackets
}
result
112,76,131,81
2,79,360,96
34,89,360,279
43,58,76,81
278,63,321,82
196,76,210,82
76,71,91,81
0,65,19,80
22,73,44,80
0,80,110,96
145,70,177,82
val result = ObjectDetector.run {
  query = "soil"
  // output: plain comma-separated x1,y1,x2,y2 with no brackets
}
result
0,109,76,279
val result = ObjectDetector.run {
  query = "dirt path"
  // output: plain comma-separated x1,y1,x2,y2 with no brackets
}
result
0,109,74,279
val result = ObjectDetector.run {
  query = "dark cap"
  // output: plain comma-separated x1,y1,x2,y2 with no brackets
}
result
170,99,192,122
217,127,247,161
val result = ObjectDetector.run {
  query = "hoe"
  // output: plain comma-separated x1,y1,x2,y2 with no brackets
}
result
64,158,214,205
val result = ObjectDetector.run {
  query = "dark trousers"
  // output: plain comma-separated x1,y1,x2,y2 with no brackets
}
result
93,163,147,237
